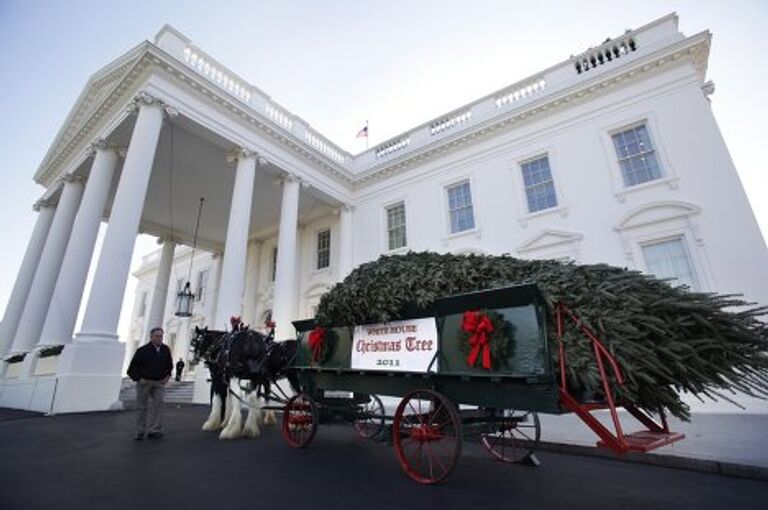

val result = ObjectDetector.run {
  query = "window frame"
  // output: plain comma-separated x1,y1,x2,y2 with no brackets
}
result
385,201,408,252
315,228,331,271
520,153,559,214
600,114,678,202
444,179,476,235
640,235,700,290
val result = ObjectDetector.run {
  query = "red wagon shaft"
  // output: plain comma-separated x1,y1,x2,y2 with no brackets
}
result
556,301,684,453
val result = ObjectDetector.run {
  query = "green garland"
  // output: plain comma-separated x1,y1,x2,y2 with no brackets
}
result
458,309,515,370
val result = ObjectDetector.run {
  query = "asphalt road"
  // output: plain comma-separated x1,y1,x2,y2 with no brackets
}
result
0,406,765,510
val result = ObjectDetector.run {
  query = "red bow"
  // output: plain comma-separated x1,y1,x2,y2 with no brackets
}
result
309,326,326,363
230,316,243,331
461,311,494,370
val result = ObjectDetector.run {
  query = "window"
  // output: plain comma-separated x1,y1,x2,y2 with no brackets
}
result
446,181,475,234
642,237,698,290
270,246,278,282
612,123,662,187
521,155,558,213
138,291,147,318
195,270,209,302
316,229,331,270
176,278,185,295
386,202,407,250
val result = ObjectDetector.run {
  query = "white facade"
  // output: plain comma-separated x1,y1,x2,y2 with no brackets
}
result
1,14,766,414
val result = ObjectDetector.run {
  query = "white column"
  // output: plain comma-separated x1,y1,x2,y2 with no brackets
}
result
0,201,56,357
10,176,84,354
338,204,354,279
37,142,119,347
204,253,222,329
272,175,301,340
242,240,262,326
75,94,165,343
214,149,259,328
52,93,167,415
144,238,176,335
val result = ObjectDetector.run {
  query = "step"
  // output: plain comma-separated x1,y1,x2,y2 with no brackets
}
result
597,430,685,453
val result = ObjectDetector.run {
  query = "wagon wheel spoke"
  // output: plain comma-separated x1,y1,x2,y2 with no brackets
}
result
393,389,462,484
480,410,540,463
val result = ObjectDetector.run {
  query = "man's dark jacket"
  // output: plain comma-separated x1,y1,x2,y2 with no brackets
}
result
128,343,173,382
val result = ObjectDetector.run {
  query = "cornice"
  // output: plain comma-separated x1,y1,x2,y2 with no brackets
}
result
36,30,710,195
353,32,711,189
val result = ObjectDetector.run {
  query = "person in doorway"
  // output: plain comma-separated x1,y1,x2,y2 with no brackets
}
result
175,358,185,382
127,327,173,440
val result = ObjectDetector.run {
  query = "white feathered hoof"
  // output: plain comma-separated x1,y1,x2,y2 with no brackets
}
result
264,409,277,426
242,393,262,438
219,397,243,439
202,395,223,431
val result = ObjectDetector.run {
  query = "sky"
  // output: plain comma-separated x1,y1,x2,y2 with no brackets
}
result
0,0,766,343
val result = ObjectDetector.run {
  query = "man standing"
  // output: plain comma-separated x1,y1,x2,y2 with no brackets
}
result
175,358,185,381
127,327,173,440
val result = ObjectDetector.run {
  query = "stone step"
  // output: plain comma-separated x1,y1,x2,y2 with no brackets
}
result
119,378,195,408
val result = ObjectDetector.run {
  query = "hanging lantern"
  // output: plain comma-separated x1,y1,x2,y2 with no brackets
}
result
176,281,195,317
175,197,205,318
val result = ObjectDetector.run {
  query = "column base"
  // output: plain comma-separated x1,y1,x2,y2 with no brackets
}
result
192,364,211,404
50,339,125,414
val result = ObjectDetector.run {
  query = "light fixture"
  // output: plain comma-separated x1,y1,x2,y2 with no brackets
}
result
176,197,205,318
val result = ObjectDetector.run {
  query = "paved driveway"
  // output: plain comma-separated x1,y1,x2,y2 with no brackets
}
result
0,406,765,510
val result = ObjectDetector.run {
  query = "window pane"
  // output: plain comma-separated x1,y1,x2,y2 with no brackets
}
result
522,156,557,213
316,229,330,269
612,124,663,187
642,238,697,290
271,247,278,281
446,182,475,233
386,202,407,250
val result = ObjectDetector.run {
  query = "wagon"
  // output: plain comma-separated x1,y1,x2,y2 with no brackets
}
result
281,284,685,484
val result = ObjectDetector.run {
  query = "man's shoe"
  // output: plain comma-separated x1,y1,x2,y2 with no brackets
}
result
134,433,145,441
147,432,164,439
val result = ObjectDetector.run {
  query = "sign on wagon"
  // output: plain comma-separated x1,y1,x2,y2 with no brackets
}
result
351,318,439,372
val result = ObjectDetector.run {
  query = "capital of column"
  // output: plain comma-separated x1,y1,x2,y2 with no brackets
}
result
32,198,54,211
156,235,181,246
334,203,355,215
88,138,126,158
127,91,178,118
272,172,301,187
57,173,86,187
225,146,262,164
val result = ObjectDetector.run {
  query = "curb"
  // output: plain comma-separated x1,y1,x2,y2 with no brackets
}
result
537,441,768,482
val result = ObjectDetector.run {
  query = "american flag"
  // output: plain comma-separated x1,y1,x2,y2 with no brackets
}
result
356,124,368,138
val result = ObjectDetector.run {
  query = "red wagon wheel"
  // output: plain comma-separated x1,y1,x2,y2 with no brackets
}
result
281,393,318,448
353,394,386,439
392,389,462,484
480,409,540,463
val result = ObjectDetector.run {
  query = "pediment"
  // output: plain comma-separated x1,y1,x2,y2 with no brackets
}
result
517,229,583,253
615,201,701,231
35,43,149,185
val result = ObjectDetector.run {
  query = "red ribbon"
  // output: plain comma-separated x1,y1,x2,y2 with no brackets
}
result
309,326,326,363
461,311,494,370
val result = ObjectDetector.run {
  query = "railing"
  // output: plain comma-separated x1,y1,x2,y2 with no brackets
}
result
495,78,547,109
574,36,638,75
430,110,472,136
375,137,411,159
305,132,346,164
183,47,252,103
265,103,294,131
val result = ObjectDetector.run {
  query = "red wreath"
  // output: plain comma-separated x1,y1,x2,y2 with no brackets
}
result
461,311,494,370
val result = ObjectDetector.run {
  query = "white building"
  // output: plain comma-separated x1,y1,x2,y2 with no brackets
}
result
1,14,766,414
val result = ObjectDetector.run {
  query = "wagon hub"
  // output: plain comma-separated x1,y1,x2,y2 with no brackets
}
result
410,424,443,442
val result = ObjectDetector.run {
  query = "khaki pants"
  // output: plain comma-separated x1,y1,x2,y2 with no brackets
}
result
136,379,166,434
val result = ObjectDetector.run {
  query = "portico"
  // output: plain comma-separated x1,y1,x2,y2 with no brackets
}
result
0,26,353,413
